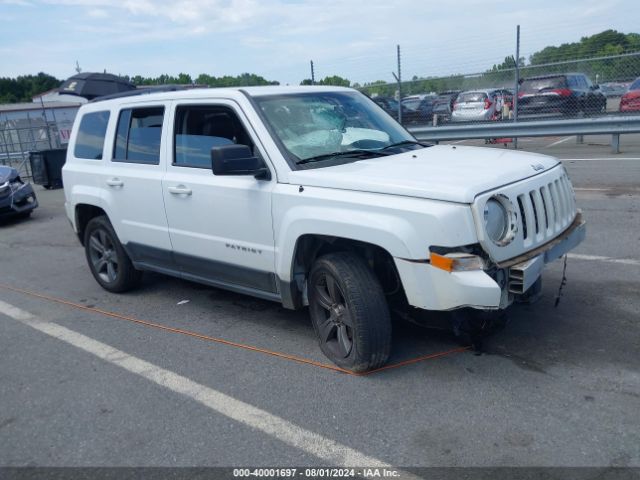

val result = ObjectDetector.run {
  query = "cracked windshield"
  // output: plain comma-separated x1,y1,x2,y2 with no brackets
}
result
256,92,419,166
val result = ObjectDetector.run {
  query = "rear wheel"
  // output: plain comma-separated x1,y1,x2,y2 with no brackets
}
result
308,252,392,372
84,215,141,293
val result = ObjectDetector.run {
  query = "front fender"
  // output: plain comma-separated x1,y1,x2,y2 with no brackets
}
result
273,184,478,282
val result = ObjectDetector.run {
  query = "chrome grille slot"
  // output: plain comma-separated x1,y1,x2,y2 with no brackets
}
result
555,178,569,223
541,184,556,234
539,185,551,235
561,174,575,215
530,189,547,241
529,192,539,235
519,193,536,246
517,195,528,239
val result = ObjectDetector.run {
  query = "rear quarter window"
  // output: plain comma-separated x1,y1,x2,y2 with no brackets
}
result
521,77,568,93
74,111,110,160
458,92,487,102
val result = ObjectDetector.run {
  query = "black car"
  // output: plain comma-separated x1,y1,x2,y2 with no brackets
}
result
431,90,462,123
401,95,438,124
372,96,400,120
0,166,38,219
517,73,606,117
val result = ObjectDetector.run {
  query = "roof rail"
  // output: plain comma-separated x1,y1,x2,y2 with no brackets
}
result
90,84,207,103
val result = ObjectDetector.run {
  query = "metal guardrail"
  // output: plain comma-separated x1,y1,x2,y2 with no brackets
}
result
408,115,640,153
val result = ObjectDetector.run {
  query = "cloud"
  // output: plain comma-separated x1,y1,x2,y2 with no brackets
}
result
86,7,108,17
1,0,637,86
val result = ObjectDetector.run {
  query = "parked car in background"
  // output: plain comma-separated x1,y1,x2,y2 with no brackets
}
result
492,88,514,111
451,89,502,122
372,96,399,119
431,90,462,123
619,77,640,112
600,82,628,98
401,94,438,124
0,166,38,220
517,73,606,117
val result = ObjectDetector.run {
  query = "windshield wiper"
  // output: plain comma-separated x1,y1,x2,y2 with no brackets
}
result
296,149,392,165
381,140,430,150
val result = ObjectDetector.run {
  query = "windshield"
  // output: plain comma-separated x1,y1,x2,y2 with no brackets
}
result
521,76,567,93
254,91,418,167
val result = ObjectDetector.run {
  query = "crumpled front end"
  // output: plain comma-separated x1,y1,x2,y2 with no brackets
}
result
0,171,39,218
394,164,586,312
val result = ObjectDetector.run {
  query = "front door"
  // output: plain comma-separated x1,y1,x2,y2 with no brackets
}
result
161,101,277,296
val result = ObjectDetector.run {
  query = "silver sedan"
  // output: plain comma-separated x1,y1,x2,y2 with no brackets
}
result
451,89,503,122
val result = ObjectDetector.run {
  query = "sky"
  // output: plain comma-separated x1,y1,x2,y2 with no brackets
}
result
1,0,639,86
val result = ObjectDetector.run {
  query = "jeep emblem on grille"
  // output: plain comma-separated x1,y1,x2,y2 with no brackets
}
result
531,163,545,171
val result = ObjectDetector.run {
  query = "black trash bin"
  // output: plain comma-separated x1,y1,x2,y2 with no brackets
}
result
29,151,48,186
29,148,67,189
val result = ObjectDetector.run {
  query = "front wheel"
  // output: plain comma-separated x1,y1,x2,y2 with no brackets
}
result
84,216,141,293
308,252,392,372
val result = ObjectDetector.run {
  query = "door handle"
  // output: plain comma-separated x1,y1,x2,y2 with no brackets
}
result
106,178,124,187
168,185,192,195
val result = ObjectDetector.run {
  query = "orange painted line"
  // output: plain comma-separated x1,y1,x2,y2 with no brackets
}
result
0,283,467,376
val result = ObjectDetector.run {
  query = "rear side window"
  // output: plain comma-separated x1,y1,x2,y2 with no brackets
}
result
113,106,164,164
630,79,640,91
74,111,110,160
458,92,487,103
521,76,567,93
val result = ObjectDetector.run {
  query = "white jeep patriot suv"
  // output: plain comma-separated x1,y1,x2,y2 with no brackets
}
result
63,86,585,372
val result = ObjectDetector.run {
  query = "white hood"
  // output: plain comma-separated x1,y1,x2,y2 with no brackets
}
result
288,145,560,203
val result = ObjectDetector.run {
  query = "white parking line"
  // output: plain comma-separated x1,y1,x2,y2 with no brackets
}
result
568,253,640,267
546,136,573,148
0,300,390,467
561,157,640,161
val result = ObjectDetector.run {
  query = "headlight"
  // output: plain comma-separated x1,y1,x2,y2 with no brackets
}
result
483,195,517,246
10,180,24,192
0,180,25,194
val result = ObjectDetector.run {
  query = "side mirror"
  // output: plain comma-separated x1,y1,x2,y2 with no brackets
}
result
211,144,270,180
590,84,599,90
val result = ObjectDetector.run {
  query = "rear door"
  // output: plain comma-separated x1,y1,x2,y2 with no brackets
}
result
100,103,174,270
161,100,278,296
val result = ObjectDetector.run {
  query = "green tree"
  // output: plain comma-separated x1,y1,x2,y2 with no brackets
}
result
0,73,61,103
318,75,350,87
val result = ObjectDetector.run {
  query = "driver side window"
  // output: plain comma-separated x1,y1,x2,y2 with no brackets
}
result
173,105,255,168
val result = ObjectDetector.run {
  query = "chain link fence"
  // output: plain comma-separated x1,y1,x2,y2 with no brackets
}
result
357,51,640,128
0,109,74,180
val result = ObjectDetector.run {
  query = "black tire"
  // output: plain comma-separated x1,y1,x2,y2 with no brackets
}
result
84,215,141,293
308,252,392,372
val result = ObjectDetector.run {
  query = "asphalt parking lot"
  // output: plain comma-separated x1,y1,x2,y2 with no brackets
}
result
1,151,639,471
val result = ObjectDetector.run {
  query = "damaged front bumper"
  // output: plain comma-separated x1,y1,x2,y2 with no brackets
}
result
394,212,586,311
502,212,586,295
0,182,39,218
